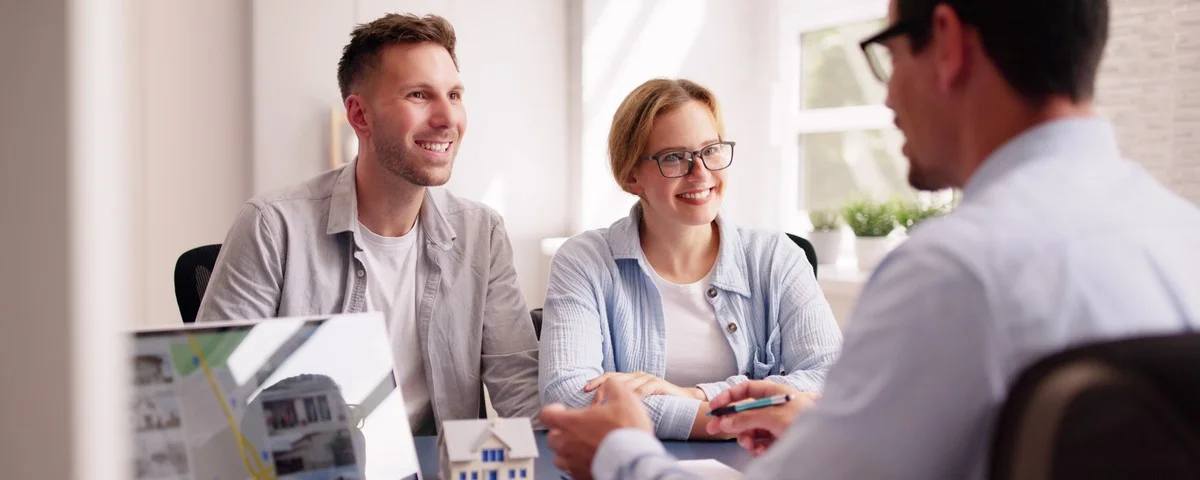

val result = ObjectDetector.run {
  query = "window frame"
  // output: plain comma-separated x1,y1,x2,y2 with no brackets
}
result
775,0,898,230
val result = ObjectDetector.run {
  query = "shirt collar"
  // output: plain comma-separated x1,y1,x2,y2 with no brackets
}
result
964,116,1121,201
326,159,456,249
607,202,752,297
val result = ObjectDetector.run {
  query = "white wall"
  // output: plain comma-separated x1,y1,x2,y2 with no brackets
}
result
253,0,570,309
1,1,130,477
1098,0,1200,204
572,0,786,233
132,0,253,325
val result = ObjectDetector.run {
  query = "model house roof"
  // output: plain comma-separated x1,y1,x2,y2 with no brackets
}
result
442,418,538,463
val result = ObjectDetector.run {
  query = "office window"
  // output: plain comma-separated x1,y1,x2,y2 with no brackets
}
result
796,17,913,211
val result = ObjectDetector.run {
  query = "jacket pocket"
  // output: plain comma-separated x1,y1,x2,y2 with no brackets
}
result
752,348,778,378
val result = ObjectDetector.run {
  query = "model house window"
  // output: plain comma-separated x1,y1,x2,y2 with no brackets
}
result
521,469,527,478
481,448,506,462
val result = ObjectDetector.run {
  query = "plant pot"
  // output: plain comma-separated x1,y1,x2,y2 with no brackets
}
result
808,230,843,266
855,236,891,271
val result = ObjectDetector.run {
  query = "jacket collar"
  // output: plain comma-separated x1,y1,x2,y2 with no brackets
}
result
606,202,751,297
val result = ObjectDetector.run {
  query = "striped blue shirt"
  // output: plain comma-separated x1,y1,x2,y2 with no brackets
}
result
538,204,843,439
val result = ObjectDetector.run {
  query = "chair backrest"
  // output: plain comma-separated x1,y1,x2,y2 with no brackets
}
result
530,308,543,341
785,233,818,278
989,333,1200,480
173,244,222,323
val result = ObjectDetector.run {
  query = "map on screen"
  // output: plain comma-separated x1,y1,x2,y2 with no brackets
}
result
129,313,421,480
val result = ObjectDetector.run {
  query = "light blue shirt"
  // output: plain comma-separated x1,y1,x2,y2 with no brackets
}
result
591,117,1200,479
539,205,843,439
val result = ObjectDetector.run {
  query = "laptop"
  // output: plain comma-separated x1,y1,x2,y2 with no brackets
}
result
128,312,422,480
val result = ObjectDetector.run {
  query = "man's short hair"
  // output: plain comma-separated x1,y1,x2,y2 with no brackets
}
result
898,0,1109,104
336,13,458,101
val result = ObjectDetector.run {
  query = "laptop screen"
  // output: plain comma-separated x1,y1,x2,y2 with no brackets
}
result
129,313,421,480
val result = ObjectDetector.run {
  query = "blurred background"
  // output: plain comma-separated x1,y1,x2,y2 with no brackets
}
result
2,0,1197,478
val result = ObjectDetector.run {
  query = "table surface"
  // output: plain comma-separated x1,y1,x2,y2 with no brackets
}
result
414,432,750,479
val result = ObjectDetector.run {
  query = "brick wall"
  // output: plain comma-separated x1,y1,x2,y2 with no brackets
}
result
1097,0,1200,203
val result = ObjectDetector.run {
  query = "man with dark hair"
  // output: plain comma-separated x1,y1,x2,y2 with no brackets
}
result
198,13,541,435
538,0,1200,478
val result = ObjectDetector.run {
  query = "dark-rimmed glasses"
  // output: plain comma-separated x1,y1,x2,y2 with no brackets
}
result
640,141,736,178
859,18,925,83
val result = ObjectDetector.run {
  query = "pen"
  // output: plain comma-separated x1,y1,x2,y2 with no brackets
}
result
706,394,792,416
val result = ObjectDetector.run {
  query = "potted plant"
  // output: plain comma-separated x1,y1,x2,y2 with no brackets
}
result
894,197,952,233
807,209,843,266
842,197,898,270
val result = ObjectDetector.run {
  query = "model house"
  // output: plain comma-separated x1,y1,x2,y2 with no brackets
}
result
439,417,537,480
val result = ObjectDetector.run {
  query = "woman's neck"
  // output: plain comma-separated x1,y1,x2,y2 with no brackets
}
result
638,205,720,284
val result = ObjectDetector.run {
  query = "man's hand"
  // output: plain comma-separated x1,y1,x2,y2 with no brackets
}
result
585,371,705,405
541,377,654,480
705,380,820,457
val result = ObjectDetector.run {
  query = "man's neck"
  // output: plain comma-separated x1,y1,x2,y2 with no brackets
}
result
957,92,1096,186
638,204,719,284
355,154,424,237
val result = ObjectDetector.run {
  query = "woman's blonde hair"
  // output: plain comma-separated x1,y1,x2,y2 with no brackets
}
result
608,78,725,193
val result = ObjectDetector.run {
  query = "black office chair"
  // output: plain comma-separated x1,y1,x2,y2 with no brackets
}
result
989,333,1200,480
173,244,222,323
786,233,818,278
530,308,543,341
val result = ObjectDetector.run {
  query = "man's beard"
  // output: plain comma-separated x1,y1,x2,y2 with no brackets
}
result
374,134,453,187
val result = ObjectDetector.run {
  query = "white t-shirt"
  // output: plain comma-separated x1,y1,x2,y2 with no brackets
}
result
357,220,431,432
648,265,739,391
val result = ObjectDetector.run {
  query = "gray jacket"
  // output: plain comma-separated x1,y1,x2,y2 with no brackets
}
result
197,161,541,432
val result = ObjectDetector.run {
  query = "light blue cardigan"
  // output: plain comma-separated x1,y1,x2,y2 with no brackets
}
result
538,204,843,439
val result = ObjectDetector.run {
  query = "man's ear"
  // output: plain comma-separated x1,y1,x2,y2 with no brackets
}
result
930,3,968,92
345,94,371,140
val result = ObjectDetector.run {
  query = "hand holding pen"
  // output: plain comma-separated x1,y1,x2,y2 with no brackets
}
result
707,393,794,417
704,381,821,457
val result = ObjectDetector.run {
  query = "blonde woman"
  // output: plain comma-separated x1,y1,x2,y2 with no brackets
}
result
539,78,843,440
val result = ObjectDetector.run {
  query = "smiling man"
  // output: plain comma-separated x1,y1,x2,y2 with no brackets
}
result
197,13,541,435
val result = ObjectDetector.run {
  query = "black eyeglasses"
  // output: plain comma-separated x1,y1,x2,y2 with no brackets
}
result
640,141,736,178
859,18,926,83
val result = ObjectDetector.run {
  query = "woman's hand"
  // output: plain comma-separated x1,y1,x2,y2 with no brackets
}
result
584,371,706,405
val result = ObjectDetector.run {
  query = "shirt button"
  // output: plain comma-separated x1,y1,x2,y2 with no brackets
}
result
726,322,737,333
356,269,365,278
706,287,718,298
